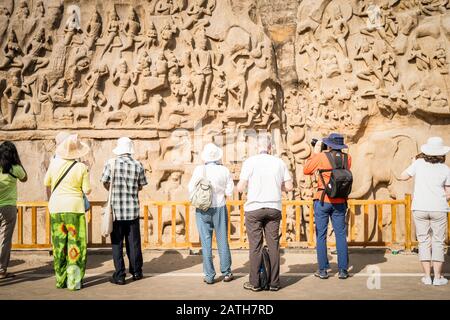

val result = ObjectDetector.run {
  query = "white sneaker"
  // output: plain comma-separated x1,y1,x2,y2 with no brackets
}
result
421,276,432,285
432,277,448,286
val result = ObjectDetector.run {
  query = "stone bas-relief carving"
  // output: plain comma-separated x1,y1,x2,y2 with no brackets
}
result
1,0,450,245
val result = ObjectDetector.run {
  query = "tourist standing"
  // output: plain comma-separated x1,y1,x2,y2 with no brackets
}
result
188,143,234,284
101,137,148,285
303,133,352,280
400,137,450,286
237,134,293,291
0,141,27,279
44,134,91,290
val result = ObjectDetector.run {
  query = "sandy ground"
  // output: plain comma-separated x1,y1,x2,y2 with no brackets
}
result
1,249,449,300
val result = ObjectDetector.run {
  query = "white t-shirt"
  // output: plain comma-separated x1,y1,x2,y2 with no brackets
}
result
239,153,292,212
188,163,234,208
405,159,450,212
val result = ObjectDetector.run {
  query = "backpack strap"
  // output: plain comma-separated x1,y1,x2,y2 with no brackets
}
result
52,161,78,193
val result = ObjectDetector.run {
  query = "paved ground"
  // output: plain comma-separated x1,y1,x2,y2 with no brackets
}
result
1,249,449,300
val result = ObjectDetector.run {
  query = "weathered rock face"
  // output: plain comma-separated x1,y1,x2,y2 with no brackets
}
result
0,0,449,207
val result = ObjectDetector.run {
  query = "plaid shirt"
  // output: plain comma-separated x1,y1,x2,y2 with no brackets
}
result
100,155,148,221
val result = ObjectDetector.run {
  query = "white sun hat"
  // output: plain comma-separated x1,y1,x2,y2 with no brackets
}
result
201,143,223,163
55,131,71,146
55,134,90,160
113,137,135,155
420,137,450,156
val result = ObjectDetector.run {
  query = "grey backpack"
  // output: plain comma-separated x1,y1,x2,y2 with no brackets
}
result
190,165,212,212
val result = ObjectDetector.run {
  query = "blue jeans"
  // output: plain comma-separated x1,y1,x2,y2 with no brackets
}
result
195,206,232,281
314,200,348,271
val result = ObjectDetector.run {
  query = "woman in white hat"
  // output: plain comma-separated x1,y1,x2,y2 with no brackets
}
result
401,136,450,286
188,143,234,284
44,134,91,290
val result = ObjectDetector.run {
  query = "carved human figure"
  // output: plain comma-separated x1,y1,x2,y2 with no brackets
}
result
239,100,261,128
4,75,32,124
12,0,31,47
0,31,23,70
191,34,214,106
35,1,45,19
112,60,138,110
408,41,430,71
354,40,384,88
136,51,152,77
261,87,280,129
433,43,448,74
325,7,349,56
360,4,389,42
297,31,320,74
136,21,158,52
84,64,109,110
211,71,227,111
81,11,102,51
22,28,52,75
120,8,141,53
155,52,168,78
176,76,195,109
228,52,255,110
183,0,214,30
100,10,122,57
321,51,341,78
380,0,398,39
155,0,173,15
380,48,398,84
0,6,10,45
430,87,448,108
159,20,177,50
413,83,432,108
64,9,82,46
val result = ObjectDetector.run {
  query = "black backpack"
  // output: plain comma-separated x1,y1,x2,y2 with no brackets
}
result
318,151,353,203
259,245,271,290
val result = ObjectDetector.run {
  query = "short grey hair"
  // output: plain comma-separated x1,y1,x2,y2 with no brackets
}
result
257,134,272,152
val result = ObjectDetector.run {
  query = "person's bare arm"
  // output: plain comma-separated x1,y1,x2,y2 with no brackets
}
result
282,179,294,192
19,166,28,182
445,186,450,201
237,179,247,193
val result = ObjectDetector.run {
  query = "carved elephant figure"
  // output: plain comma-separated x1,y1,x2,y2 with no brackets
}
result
349,133,418,199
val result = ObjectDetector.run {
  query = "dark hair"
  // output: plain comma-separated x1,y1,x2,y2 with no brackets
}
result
0,141,22,174
415,152,445,164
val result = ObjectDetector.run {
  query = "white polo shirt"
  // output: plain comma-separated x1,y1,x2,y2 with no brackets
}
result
240,153,292,212
188,163,234,208
405,158,450,212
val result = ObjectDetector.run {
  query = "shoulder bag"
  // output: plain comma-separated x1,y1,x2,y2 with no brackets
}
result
101,159,116,237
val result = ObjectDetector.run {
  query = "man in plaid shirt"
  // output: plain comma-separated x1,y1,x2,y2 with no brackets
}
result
101,137,148,285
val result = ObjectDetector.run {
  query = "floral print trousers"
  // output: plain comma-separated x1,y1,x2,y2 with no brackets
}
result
50,213,87,290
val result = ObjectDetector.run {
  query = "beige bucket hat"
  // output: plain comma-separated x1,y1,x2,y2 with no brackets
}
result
55,134,90,160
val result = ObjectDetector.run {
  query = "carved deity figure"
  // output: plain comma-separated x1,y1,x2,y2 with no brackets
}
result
261,87,280,129
121,8,141,53
155,0,174,15
191,34,214,106
159,20,177,50
35,1,45,19
84,64,109,110
0,6,10,45
210,71,227,111
64,9,82,46
4,76,32,124
239,100,261,128
430,87,448,108
321,51,341,78
136,21,158,52
183,0,214,30
380,48,398,84
408,41,430,71
100,10,122,57
229,52,255,110
12,0,31,48
176,76,195,109
0,31,23,70
325,7,349,56
22,28,52,75
380,0,398,39
354,40,384,88
433,43,448,74
112,60,138,110
413,83,432,108
82,11,102,51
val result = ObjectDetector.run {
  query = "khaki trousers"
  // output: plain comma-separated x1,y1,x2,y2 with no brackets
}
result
413,210,448,262
0,206,17,273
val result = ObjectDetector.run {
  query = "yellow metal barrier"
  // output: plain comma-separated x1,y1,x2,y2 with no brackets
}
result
12,196,450,250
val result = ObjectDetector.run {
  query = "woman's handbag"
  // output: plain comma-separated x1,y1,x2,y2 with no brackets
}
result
83,193,91,212
101,159,116,237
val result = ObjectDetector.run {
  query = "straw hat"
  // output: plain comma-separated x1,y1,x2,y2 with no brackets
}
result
113,137,135,155
55,131,71,146
55,134,90,160
420,137,450,156
201,143,223,163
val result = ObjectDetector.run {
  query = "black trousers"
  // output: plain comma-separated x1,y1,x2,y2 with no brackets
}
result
111,218,143,280
245,208,281,288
